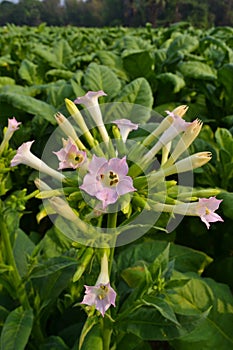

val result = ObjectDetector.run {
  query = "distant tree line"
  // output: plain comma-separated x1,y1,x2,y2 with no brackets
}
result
0,0,232,27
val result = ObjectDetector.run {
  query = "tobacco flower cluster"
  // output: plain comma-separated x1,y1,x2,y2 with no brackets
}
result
9,91,223,316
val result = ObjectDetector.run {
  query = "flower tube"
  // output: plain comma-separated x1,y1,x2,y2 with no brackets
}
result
143,115,192,164
165,119,203,166
142,105,189,147
65,98,95,147
10,141,65,182
55,112,86,150
74,90,109,143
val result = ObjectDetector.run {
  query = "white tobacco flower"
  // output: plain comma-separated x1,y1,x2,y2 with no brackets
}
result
74,90,109,143
10,141,65,182
113,119,138,143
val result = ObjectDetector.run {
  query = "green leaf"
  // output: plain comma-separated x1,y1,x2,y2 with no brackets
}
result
169,278,233,350
96,50,128,80
167,35,199,57
84,62,121,98
0,307,33,350
149,243,170,279
122,50,154,79
0,77,15,86
178,61,217,80
0,92,56,124
13,229,35,277
31,256,77,307
156,72,185,93
46,69,74,80
116,334,151,350
104,78,153,124
33,45,65,69
218,192,233,219
215,127,233,153
116,78,153,110
117,241,212,275
218,64,233,110
18,59,41,85
39,336,69,350
117,305,208,341
30,256,77,278
142,295,180,326
53,39,73,67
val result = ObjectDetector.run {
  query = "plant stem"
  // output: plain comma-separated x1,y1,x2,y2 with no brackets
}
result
101,317,113,350
0,218,30,309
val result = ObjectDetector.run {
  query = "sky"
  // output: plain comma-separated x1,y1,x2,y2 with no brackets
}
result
0,0,66,4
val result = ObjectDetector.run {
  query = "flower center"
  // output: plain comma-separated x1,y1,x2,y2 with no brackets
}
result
71,152,84,164
97,284,109,300
99,170,119,187
205,207,211,215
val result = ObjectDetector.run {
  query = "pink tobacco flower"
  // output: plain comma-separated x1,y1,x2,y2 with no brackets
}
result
8,117,21,132
53,138,86,170
81,252,116,317
197,197,224,229
80,155,136,209
0,117,21,156
10,141,65,182
153,196,223,230
81,283,116,317
74,90,107,109
113,118,138,143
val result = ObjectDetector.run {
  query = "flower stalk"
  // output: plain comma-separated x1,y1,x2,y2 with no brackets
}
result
65,98,96,148
0,217,30,309
55,112,86,150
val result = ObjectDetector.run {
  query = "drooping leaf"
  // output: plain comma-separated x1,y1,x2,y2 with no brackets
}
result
156,73,185,93
0,92,56,124
0,307,33,350
178,61,217,80
167,34,199,57
18,59,41,85
13,229,35,277
39,336,69,350
30,256,77,278
169,278,233,350
117,304,209,341
0,77,15,86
